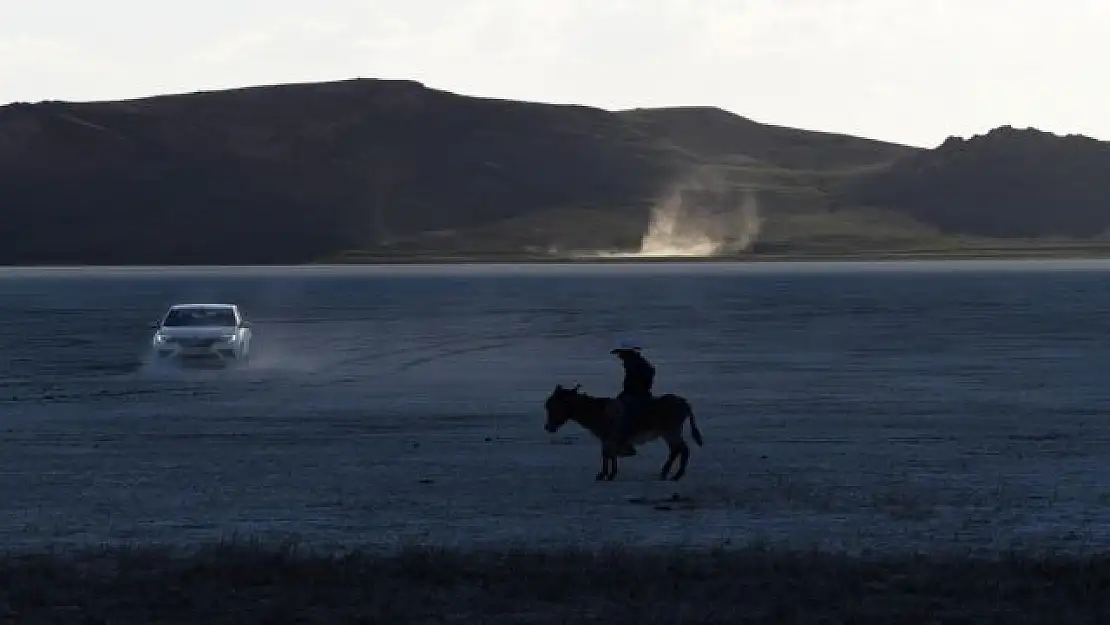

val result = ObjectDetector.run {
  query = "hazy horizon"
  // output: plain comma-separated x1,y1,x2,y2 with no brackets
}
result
3,0,1107,148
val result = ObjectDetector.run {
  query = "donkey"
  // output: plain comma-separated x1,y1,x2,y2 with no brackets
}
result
543,383,704,482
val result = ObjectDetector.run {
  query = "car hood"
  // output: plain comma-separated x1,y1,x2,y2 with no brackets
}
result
158,326,237,339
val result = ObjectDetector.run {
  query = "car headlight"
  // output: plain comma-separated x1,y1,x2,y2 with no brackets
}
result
154,332,169,344
222,333,238,342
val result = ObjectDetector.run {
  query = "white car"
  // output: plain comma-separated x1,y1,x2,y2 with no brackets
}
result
150,303,252,366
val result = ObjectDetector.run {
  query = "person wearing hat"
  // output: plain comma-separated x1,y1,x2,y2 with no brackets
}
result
609,338,656,450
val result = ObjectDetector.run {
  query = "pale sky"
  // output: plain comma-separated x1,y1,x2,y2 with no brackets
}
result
2,0,1106,147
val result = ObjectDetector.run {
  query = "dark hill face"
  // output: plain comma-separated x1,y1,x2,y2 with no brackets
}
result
0,79,686,264
841,126,1110,238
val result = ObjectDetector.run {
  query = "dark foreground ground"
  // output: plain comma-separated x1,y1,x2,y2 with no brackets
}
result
2,543,1108,624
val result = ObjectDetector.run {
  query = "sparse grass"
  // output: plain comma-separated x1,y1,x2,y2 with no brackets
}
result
322,203,1110,263
2,541,1110,623
321,243,1110,264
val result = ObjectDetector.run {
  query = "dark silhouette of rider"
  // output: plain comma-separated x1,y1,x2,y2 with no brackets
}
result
610,340,655,448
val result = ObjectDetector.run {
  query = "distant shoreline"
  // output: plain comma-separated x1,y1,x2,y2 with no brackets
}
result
325,248,1110,264
5,243,1110,268
319,241,1110,264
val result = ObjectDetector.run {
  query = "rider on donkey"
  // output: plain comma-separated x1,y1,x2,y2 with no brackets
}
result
609,338,656,451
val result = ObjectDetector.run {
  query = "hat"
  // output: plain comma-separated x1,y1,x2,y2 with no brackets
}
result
610,338,641,354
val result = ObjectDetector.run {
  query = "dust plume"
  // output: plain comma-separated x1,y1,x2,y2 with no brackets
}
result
576,170,763,258
638,184,762,257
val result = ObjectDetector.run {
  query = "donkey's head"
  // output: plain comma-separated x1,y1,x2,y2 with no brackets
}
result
543,383,581,433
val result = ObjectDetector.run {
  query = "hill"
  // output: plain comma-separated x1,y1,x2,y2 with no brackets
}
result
0,79,674,264
840,126,1110,239
1,79,1108,264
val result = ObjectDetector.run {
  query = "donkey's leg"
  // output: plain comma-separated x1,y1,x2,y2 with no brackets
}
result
671,440,692,481
659,448,680,480
660,428,683,479
606,455,619,481
596,455,609,481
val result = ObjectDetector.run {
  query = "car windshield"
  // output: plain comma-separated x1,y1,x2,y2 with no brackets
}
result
162,308,237,327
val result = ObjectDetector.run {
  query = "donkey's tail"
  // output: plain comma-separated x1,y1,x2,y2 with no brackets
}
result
683,398,704,446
